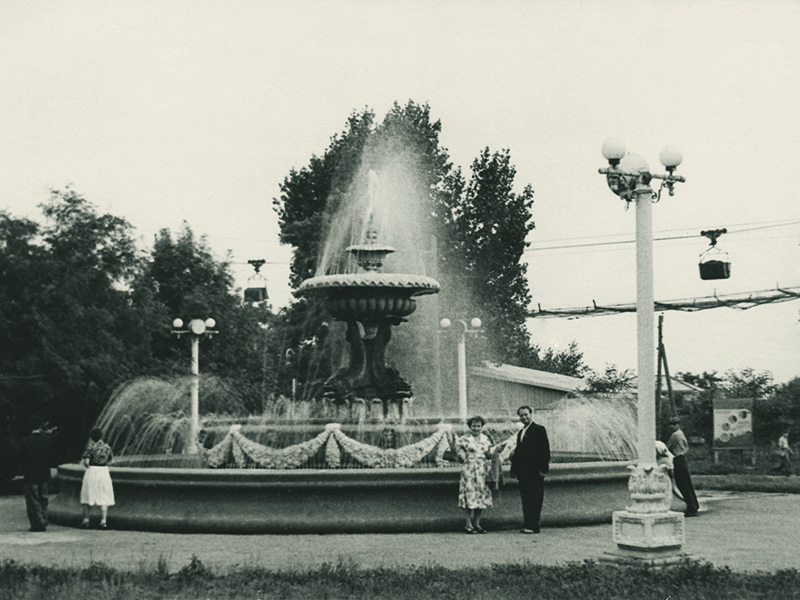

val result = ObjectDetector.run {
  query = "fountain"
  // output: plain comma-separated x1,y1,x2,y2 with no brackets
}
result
49,167,640,534
296,210,439,418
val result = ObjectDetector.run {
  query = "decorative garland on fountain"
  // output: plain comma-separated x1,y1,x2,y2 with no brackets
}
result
203,422,456,469
324,429,341,468
205,431,233,468
230,424,334,469
331,423,452,468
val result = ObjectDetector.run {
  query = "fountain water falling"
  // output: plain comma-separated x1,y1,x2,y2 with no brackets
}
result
298,169,439,418
50,148,639,534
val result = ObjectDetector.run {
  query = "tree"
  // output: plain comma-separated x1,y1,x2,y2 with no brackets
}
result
136,224,277,413
675,371,723,390
674,368,794,445
273,102,457,403
273,102,585,408
671,371,723,442
436,148,536,366
723,367,775,399
584,364,635,394
274,110,376,289
0,189,158,459
761,377,800,442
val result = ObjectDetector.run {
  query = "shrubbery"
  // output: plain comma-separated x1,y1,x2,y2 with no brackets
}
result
1,557,798,600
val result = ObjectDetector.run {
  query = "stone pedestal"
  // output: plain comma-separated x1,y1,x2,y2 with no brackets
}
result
600,463,691,567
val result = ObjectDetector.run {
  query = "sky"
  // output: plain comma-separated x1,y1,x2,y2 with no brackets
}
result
1,0,798,384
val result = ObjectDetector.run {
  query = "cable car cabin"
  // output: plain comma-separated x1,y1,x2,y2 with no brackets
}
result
699,246,731,280
244,259,268,303
244,275,268,302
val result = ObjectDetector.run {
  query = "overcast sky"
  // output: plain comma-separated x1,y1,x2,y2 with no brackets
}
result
1,1,798,383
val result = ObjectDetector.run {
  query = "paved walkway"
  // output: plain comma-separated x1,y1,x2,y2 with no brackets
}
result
1,491,798,574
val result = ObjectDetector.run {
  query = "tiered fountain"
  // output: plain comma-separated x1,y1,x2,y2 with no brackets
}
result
49,168,639,534
297,216,439,419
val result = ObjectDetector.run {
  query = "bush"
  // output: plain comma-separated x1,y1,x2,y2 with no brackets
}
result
1,558,800,600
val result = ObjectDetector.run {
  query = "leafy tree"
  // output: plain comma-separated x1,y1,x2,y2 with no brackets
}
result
273,101,585,408
0,189,158,459
584,364,635,394
674,369,794,446
761,377,800,442
675,371,723,390
671,372,722,443
0,211,49,476
136,225,277,413
436,148,535,366
522,342,586,378
274,110,376,288
722,367,775,400
273,102,456,403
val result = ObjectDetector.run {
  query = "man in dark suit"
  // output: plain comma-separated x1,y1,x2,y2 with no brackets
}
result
510,405,550,534
20,416,55,532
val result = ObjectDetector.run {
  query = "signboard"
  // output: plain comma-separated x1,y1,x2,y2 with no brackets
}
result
713,397,754,449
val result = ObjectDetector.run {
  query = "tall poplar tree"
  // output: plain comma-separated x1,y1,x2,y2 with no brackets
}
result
436,148,535,363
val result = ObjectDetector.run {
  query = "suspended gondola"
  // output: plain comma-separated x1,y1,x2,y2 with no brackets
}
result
244,259,269,302
698,228,731,280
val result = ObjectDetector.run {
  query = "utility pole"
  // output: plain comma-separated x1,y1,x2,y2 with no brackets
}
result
656,313,676,439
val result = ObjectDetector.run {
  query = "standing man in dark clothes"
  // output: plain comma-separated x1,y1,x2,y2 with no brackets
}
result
20,416,54,532
667,416,700,517
510,405,550,534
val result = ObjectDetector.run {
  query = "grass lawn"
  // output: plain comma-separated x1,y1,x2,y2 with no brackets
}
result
2,556,799,600
3,450,798,600
696,473,800,494
689,443,800,493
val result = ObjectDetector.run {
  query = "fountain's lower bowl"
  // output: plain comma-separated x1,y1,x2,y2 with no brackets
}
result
49,460,634,533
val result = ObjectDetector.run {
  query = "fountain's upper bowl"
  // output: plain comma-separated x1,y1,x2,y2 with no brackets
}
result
297,272,440,321
297,272,440,296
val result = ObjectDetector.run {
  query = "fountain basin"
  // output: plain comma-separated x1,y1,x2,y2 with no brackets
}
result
49,461,633,533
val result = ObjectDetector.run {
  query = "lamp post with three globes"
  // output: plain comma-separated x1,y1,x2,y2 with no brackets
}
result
598,137,689,564
172,317,217,454
439,317,482,421
599,137,685,466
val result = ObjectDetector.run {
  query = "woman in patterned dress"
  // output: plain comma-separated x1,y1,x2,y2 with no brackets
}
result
79,428,115,529
457,416,496,533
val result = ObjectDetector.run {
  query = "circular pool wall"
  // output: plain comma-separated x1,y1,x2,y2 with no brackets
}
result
50,461,633,534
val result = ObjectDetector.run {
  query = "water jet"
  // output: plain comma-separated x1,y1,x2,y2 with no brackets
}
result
51,168,637,533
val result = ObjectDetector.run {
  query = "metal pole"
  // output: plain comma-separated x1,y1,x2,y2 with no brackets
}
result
656,314,664,438
635,188,656,466
189,335,200,454
431,234,443,415
457,329,468,421
660,321,676,417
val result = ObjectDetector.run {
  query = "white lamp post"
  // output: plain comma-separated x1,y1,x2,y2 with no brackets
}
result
439,317,481,421
172,317,217,454
598,138,689,565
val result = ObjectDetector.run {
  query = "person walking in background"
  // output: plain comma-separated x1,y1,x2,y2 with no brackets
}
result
667,416,700,517
510,405,550,534
456,416,495,533
20,416,55,532
79,428,115,529
773,430,794,476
